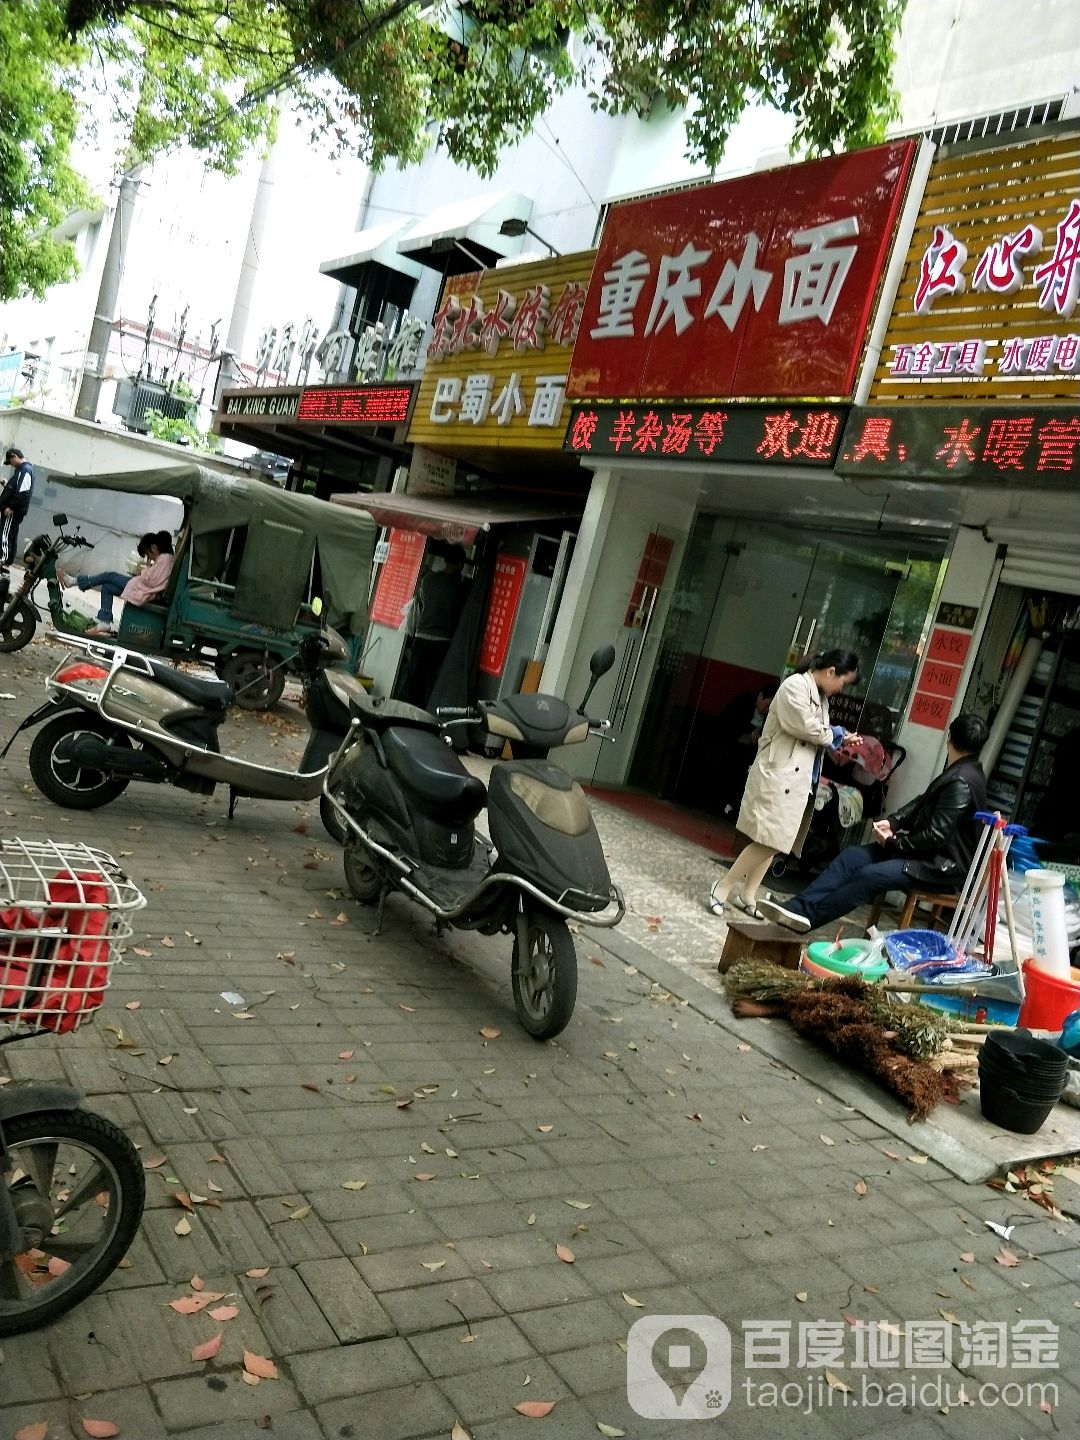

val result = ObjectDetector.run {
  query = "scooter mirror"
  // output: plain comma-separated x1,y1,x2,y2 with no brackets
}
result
590,644,616,678
53,513,68,527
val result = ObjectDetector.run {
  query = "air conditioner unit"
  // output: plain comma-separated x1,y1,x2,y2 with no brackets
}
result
113,379,196,432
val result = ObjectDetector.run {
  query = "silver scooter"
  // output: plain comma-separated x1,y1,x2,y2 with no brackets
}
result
4,630,365,837
323,646,625,1039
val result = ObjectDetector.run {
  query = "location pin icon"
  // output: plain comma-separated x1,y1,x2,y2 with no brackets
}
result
650,1325,708,1405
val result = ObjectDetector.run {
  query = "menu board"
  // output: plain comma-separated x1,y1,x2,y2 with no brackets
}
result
369,529,426,629
479,556,528,677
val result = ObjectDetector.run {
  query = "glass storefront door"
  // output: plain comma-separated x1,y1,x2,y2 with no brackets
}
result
623,515,945,810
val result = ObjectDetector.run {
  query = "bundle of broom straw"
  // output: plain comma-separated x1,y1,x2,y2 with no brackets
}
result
723,960,958,1121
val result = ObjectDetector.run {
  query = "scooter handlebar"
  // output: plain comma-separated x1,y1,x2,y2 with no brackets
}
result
435,706,478,719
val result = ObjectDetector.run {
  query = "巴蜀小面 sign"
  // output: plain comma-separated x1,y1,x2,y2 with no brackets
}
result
566,141,915,403
869,129,1080,403
563,403,847,467
836,405,1080,486
406,251,596,456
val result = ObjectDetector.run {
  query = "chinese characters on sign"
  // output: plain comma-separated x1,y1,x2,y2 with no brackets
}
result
907,619,976,733
479,555,528,677
369,529,426,630
838,407,1080,485
428,279,587,360
564,404,847,467
568,142,915,400
739,1317,1057,1371
295,384,413,424
430,373,568,429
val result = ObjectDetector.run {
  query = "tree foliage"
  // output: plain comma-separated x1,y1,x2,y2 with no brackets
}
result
65,1,906,174
0,0,94,300
4,0,907,299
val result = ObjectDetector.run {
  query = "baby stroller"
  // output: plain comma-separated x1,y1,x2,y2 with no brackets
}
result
769,717,906,879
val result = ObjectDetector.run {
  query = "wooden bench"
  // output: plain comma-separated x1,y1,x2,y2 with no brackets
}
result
866,888,960,933
718,920,808,974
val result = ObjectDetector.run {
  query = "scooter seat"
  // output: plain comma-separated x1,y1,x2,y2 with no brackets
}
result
145,659,234,711
382,726,486,822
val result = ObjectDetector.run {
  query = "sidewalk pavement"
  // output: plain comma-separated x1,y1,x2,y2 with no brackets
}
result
1,635,1078,1440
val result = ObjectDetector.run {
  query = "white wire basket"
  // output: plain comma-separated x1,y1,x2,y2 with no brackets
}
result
0,839,146,1038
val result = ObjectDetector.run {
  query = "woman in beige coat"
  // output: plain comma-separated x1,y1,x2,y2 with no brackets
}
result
708,649,861,919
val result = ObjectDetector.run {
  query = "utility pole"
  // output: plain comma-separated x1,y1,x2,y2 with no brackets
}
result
74,166,143,421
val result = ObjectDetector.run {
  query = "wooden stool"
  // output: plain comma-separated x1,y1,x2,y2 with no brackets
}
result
718,920,806,974
867,889,961,933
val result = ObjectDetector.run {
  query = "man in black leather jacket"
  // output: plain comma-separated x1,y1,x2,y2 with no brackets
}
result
760,712,989,933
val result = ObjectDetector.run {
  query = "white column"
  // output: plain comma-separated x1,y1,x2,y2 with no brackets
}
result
540,465,619,696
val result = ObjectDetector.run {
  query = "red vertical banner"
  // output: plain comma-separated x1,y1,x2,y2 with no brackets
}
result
369,528,426,629
480,555,528,676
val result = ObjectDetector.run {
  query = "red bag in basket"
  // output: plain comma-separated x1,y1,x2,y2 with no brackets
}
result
1,870,111,1033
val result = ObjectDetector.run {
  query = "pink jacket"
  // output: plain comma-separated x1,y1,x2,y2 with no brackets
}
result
122,554,174,606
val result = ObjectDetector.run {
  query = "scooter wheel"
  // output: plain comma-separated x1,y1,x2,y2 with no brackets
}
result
343,837,382,904
28,713,132,809
0,1107,145,1336
512,910,578,1040
320,791,348,845
0,596,35,652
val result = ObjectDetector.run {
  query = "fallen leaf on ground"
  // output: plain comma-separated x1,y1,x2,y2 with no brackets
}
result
736,1043,752,1053
174,1216,192,1237
854,1179,868,1197
399,1003,416,1014
158,1055,174,1067
1040,1399,1054,1415
243,1351,279,1380
338,1050,354,1060
597,1425,626,1438
564,1199,591,1210
995,1247,1020,1267
939,1310,961,1325
172,1191,195,1212
421,1142,435,1154
959,1251,975,1263
555,1244,575,1264
246,1267,270,1278
190,1274,205,1291
124,1001,141,1011
819,1134,835,1146
795,1291,808,1303
751,1144,768,1153
906,1154,928,1165
142,1155,167,1170
209,1305,239,1322
289,1205,312,1221
81,1422,120,1439
48,1256,71,1276
527,1213,536,1226
421,1260,446,1272
301,1082,320,1093
479,1027,501,1039
451,1424,472,1440
621,1293,644,1307
207,1178,223,1194
161,936,175,948
824,1370,851,1394
132,947,152,958
514,1401,556,1418
190,1334,223,1362
537,1124,553,1133
241,1371,261,1386
14,1424,49,1440
881,1149,901,1161
985,1220,1015,1240
341,1179,368,1191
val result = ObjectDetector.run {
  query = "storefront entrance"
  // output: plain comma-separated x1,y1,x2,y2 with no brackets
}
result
597,515,946,812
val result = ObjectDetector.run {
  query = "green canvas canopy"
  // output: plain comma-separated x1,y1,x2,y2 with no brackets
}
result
53,464,376,635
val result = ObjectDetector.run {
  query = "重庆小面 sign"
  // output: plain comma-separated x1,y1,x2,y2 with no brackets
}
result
870,129,1080,402
837,405,1080,486
407,251,596,456
567,141,915,403
564,403,847,467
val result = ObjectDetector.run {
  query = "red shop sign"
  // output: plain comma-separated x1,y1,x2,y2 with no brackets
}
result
369,529,426,629
479,555,528,677
567,141,915,403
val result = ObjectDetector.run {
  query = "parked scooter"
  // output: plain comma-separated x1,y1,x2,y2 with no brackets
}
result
0,512,96,652
323,646,625,1040
1,838,146,1335
4,629,363,840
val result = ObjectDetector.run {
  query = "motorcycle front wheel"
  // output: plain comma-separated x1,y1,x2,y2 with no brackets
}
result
29,713,133,809
0,1107,146,1336
511,909,578,1040
0,597,35,652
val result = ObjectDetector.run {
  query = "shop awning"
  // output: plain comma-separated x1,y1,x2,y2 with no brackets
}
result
319,219,424,283
331,490,580,546
395,191,533,274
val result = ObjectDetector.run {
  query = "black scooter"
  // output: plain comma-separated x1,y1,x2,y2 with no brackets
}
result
323,646,625,1039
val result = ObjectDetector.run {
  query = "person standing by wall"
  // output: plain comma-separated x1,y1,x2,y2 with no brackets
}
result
707,650,861,919
1,447,34,570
